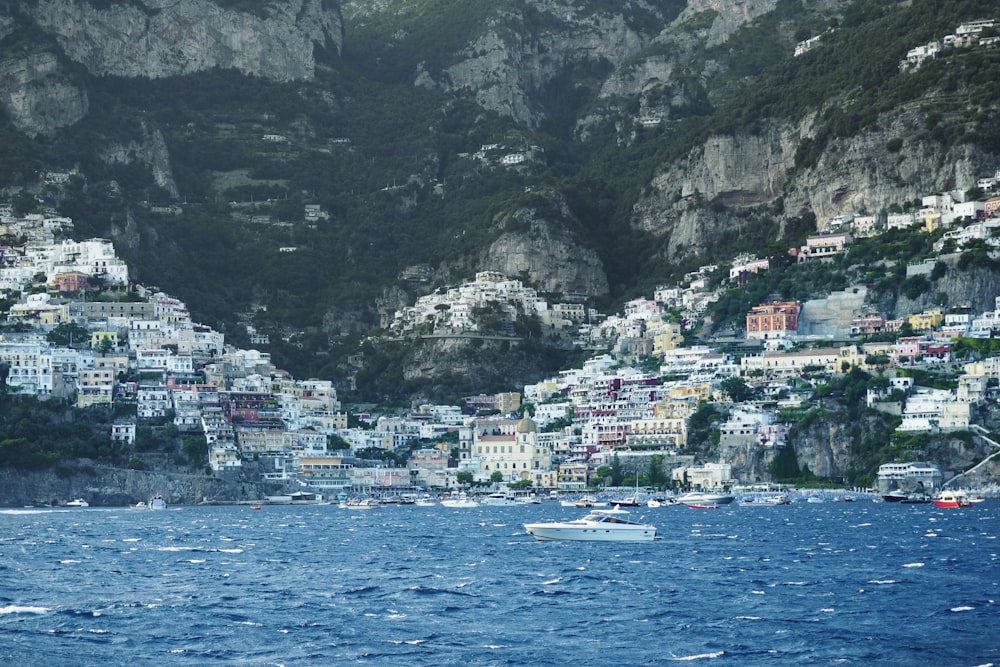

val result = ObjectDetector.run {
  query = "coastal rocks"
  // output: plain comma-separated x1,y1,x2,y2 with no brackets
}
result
0,52,88,137
24,0,344,82
0,464,262,507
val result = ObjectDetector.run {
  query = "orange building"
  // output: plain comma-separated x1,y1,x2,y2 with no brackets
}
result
746,301,801,340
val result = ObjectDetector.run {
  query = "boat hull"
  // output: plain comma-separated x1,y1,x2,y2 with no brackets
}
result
676,493,735,507
524,523,656,542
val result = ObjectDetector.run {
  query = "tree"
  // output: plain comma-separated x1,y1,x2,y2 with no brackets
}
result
720,376,753,402
647,454,668,488
610,453,624,486
767,444,801,481
456,470,474,486
490,470,504,483
595,465,612,485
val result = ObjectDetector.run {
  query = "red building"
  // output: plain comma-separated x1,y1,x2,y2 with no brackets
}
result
52,271,89,293
746,301,801,340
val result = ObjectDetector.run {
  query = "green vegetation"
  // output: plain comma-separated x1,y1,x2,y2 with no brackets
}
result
0,396,116,468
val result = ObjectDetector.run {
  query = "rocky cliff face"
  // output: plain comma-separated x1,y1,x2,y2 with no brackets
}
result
100,122,180,199
631,109,999,256
350,0,783,129
0,52,88,137
481,195,609,298
26,0,343,82
0,0,343,136
0,464,263,507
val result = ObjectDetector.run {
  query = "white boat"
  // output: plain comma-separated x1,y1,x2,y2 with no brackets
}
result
440,494,478,508
560,499,578,507
344,498,380,510
647,499,662,508
131,501,147,509
524,506,656,542
739,494,790,507
676,492,735,507
149,495,167,510
65,498,89,507
415,498,438,507
481,492,519,506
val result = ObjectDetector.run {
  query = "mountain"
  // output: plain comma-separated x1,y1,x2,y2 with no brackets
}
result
1,0,999,402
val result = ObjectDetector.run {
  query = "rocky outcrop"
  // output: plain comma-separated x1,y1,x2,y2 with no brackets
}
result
0,52,88,137
480,195,609,298
100,122,180,199
0,464,264,507
892,263,1000,319
25,0,343,82
631,108,999,256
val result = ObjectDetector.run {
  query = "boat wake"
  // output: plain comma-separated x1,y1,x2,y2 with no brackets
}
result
671,650,725,661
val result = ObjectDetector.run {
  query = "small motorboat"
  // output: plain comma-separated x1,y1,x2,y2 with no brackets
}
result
344,498,380,510
933,490,972,508
66,499,89,507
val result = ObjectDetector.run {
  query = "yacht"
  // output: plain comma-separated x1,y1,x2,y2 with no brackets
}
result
440,494,478,508
65,498,89,507
675,491,735,507
524,506,656,542
481,492,519,506
149,495,167,510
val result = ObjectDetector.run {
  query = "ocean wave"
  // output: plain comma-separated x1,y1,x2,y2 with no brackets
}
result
0,605,49,615
671,650,725,661
950,606,975,612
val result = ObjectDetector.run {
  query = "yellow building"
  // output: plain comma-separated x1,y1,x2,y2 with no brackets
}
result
473,417,551,483
91,331,119,349
908,310,944,332
77,368,115,408
8,301,70,326
557,463,589,489
236,428,295,456
652,322,684,357
740,345,862,377
496,392,522,415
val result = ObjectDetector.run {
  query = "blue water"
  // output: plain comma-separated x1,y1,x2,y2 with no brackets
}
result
1,501,997,666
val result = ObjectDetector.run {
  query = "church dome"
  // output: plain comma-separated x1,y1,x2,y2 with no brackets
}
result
515,416,537,433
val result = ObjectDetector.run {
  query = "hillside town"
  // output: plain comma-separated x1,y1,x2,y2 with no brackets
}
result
3,159,1000,501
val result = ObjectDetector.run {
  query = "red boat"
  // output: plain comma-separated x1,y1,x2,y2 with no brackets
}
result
688,504,720,509
933,490,971,508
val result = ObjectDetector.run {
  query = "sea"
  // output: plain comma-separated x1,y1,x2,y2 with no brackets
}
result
0,500,997,666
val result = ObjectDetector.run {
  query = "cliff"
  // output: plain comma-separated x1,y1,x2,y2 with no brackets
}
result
632,111,997,257
481,193,609,298
0,463,266,507
26,0,343,81
0,0,343,136
0,52,88,138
